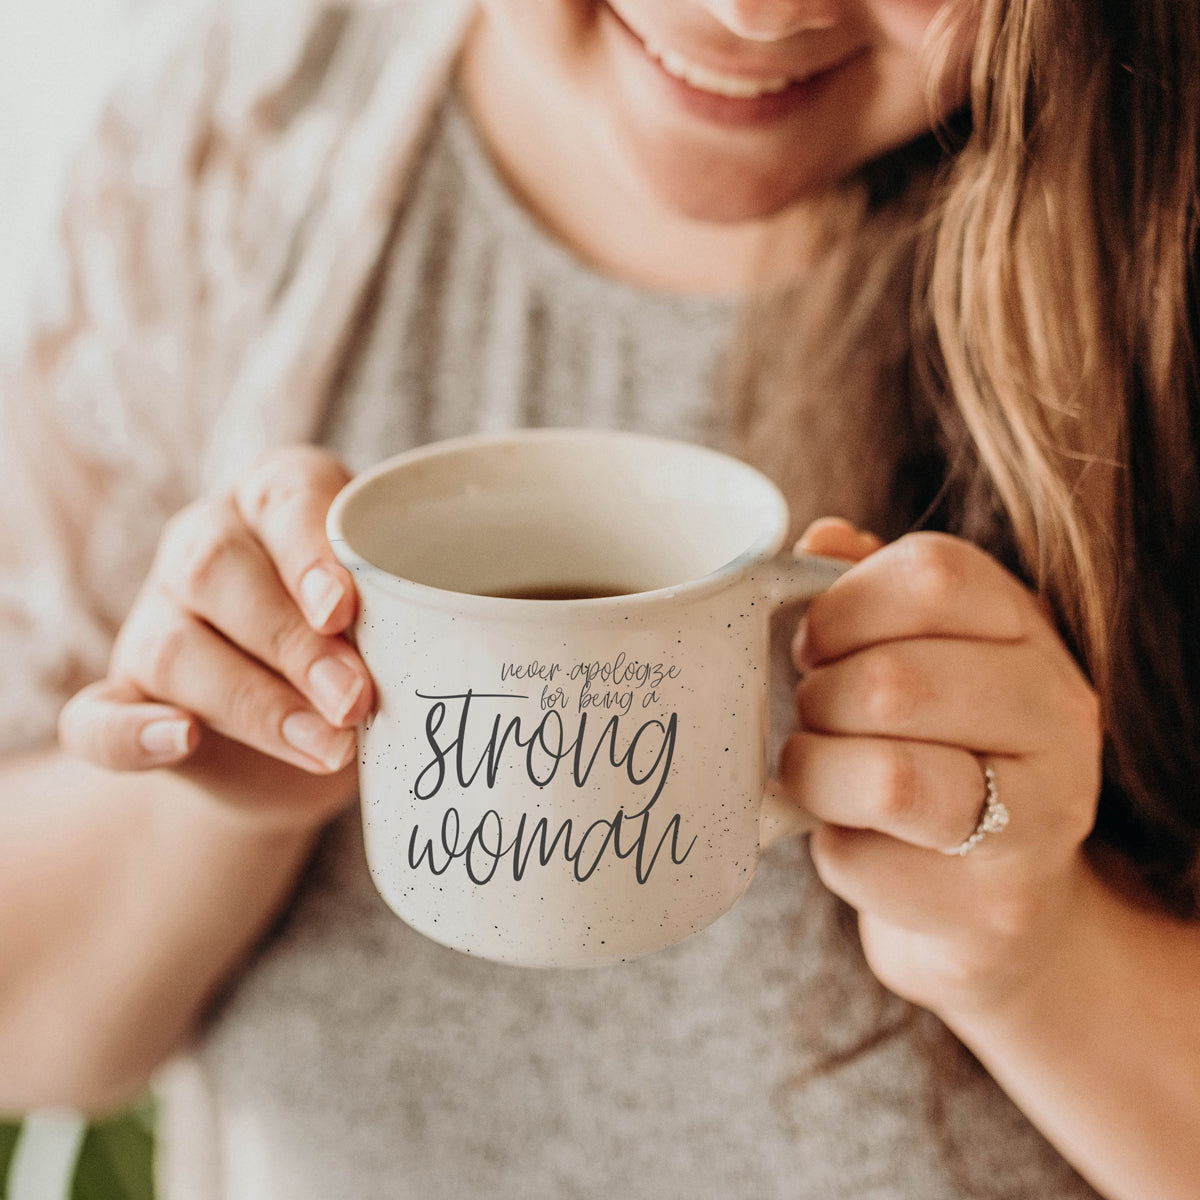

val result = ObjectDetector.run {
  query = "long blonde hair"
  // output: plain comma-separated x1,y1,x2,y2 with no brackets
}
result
931,0,1200,913
736,0,1200,913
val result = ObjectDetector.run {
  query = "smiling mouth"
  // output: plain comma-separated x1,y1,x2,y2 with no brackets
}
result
603,1,861,128
641,39,794,100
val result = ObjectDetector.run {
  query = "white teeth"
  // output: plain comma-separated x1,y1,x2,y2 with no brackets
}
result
643,40,792,99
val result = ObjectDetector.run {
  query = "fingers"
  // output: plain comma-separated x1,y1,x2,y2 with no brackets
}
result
153,496,372,728
808,824,1010,938
796,637,1058,755
779,731,993,852
112,591,357,774
776,527,1104,1013
75,445,372,779
794,532,1031,670
794,517,883,563
59,678,200,771
234,446,357,634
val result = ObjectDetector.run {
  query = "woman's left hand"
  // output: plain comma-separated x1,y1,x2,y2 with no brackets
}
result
781,519,1104,1019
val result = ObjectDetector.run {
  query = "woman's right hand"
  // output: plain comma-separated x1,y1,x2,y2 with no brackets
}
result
57,445,375,829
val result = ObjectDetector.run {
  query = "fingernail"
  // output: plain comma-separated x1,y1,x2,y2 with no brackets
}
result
308,656,363,724
139,719,192,761
300,566,344,627
282,711,356,771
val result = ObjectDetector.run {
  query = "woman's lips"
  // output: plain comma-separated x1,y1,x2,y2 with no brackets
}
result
604,4,855,128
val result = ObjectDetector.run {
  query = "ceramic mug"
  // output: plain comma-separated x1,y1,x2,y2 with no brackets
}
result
326,429,846,968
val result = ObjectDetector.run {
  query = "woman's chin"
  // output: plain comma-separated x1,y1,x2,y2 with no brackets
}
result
624,143,831,225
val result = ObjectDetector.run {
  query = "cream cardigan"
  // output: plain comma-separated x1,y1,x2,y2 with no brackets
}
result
0,0,474,753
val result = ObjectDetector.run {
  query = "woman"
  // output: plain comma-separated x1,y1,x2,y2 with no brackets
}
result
1,1,1197,1197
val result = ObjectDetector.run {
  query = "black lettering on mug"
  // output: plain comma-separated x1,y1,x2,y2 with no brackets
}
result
407,691,693,885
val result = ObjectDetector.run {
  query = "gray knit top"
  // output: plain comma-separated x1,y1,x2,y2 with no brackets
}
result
173,88,1102,1200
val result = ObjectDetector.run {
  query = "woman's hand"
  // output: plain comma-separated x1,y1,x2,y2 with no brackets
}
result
781,519,1103,1019
57,446,375,830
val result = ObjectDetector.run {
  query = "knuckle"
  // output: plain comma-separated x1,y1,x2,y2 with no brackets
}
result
861,650,918,729
179,532,229,599
160,500,241,600
262,614,312,676
140,615,193,697
222,673,277,742
874,741,923,827
240,468,303,529
239,446,346,526
900,534,965,611
182,522,238,599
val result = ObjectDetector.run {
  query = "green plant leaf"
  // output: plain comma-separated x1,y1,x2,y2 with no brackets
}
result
71,1104,156,1200
1,1119,22,1195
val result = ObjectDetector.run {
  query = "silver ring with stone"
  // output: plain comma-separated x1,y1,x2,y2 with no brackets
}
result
941,763,1009,857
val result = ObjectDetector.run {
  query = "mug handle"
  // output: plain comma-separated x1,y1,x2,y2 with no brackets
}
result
753,552,851,851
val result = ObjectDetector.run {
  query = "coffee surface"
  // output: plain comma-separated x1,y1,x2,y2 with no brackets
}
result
487,582,638,600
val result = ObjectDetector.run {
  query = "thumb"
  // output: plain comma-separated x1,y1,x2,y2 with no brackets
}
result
58,677,200,771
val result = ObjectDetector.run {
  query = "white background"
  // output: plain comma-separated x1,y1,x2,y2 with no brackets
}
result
0,0,192,353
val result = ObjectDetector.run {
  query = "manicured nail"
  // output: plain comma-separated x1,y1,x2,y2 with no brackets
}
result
308,656,363,724
282,711,356,771
139,719,192,761
300,566,344,627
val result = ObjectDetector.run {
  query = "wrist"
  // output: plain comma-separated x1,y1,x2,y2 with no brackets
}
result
924,859,1200,1200
139,769,328,871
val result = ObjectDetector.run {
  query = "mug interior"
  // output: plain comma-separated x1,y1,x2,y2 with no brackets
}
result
330,431,788,597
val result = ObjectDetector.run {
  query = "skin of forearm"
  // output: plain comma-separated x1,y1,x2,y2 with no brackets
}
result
939,859,1200,1200
0,747,320,1114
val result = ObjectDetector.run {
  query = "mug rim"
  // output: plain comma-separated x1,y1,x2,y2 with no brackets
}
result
325,428,790,615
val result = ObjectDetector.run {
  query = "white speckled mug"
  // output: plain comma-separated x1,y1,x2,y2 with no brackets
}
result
326,429,845,968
